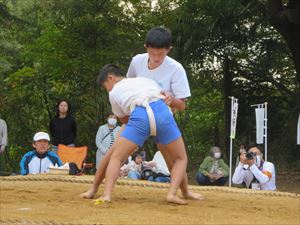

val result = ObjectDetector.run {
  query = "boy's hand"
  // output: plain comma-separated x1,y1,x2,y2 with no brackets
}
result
161,91,173,106
119,116,129,124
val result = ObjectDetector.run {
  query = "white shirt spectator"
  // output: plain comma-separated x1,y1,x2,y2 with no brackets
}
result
232,161,276,191
152,151,170,176
0,119,8,153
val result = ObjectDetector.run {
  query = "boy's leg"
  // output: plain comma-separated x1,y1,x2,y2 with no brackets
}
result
162,137,188,205
101,137,138,201
157,143,205,200
80,146,115,198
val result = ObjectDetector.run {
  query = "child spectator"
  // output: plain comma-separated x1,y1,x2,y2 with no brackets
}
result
120,152,143,180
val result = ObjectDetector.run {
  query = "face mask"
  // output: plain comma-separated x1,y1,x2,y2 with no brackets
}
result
255,155,261,166
108,118,117,126
214,152,221,159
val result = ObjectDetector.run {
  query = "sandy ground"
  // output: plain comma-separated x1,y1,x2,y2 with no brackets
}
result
0,175,299,225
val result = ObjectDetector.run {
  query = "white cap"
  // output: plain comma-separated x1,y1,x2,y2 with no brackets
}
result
33,132,50,141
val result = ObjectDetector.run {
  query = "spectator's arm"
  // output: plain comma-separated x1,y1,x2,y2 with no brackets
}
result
198,157,210,176
95,126,106,152
220,159,229,177
19,156,28,175
72,118,77,139
250,163,274,185
1,120,7,147
232,163,246,184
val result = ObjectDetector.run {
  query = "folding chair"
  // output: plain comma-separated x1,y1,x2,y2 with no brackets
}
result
57,144,93,174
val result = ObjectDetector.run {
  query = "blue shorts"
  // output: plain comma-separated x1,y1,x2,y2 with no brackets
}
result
120,100,181,147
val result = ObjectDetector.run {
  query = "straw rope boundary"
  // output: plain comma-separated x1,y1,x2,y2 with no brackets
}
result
1,175,299,198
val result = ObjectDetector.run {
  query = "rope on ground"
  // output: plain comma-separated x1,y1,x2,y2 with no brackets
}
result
0,219,89,225
1,175,299,199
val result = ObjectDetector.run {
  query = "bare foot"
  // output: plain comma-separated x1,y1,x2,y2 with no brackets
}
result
183,191,205,201
166,193,187,205
79,189,96,199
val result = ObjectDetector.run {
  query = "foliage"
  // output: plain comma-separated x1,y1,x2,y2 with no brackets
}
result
0,0,298,174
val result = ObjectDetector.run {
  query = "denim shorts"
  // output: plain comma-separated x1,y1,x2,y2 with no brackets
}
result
120,100,181,147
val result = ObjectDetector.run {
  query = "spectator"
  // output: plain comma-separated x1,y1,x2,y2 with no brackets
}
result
95,113,120,169
236,144,247,167
50,100,77,153
148,151,170,183
20,132,62,175
0,118,7,154
120,152,143,180
232,143,276,190
196,146,229,186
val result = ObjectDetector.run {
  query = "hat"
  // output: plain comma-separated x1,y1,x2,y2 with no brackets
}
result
33,132,50,141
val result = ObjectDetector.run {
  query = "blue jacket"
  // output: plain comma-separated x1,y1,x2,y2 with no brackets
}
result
20,150,62,175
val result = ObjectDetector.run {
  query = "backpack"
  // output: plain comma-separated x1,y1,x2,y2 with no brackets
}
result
69,162,81,175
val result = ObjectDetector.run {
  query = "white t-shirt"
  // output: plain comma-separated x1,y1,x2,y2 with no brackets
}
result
232,161,276,191
109,77,163,118
127,53,191,99
152,151,170,176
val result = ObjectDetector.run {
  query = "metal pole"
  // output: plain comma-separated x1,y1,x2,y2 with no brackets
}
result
229,97,233,187
264,102,268,161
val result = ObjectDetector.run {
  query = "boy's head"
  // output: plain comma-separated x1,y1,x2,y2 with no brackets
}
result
97,64,124,92
145,27,172,49
32,132,50,154
132,152,143,164
144,27,172,69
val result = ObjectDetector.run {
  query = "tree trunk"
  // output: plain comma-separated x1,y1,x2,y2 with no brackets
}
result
266,0,300,84
222,55,232,161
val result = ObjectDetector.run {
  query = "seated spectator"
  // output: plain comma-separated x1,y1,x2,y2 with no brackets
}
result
196,146,229,186
120,152,143,180
147,151,170,183
232,143,276,190
20,132,62,175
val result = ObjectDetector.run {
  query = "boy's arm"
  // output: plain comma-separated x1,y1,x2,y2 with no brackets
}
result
118,116,129,124
161,91,186,111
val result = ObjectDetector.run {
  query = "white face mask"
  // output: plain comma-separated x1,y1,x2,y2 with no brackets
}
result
214,152,221,159
108,118,117,126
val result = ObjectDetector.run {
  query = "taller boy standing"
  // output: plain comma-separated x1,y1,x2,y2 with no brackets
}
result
127,27,203,200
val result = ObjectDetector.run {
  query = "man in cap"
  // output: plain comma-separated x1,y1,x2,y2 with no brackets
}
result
20,132,62,175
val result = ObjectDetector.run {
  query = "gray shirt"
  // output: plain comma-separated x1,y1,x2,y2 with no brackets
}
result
95,124,120,154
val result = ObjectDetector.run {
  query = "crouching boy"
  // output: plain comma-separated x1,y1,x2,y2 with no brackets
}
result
84,64,195,204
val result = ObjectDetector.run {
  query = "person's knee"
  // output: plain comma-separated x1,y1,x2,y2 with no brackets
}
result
196,173,207,185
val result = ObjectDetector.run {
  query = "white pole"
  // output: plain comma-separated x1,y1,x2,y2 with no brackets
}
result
229,97,233,187
228,96,238,187
264,102,268,161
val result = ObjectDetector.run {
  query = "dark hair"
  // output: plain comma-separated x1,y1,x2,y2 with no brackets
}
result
246,143,263,153
55,99,71,117
106,112,115,118
145,27,172,49
97,64,123,86
132,152,143,162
